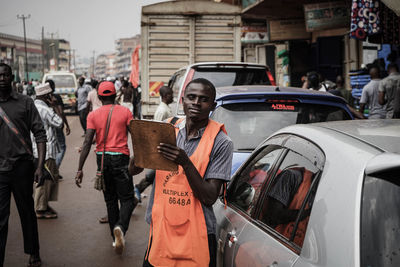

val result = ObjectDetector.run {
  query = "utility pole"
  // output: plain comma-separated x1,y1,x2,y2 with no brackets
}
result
68,49,71,71
92,50,96,77
17,14,30,81
41,26,45,74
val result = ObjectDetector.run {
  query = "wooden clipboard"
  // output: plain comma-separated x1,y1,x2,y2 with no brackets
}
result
129,120,178,171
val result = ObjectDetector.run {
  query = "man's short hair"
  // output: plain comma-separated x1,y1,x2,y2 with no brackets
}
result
0,63,12,75
185,78,216,101
387,63,399,72
159,86,172,97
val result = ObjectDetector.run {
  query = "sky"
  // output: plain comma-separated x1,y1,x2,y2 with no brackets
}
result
0,0,166,59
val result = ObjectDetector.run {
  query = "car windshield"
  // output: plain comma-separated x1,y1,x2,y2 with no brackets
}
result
192,67,271,87
210,102,350,151
45,75,76,88
361,172,400,267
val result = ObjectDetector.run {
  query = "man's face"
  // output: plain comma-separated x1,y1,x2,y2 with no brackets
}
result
79,78,84,86
0,66,13,91
183,82,216,122
165,91,173,104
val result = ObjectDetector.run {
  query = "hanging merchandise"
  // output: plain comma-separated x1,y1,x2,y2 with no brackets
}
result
350,0,381,40
381,4,400,44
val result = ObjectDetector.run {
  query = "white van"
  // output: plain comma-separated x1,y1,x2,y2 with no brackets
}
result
42,71,78,112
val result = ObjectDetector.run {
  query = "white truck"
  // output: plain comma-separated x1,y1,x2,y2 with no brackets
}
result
140,0,242,118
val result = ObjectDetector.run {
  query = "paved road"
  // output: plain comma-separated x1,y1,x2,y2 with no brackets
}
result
5,115,150,267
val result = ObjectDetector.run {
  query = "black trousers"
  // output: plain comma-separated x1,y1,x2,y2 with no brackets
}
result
0,160,40,265
143,234,217,267
97,154,137,239
78,109,88,133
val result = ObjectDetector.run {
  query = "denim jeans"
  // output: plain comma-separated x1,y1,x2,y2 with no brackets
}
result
55,128,66,167
96,154,136,239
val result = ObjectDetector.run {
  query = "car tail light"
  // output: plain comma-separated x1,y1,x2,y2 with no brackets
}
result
266,71,276,86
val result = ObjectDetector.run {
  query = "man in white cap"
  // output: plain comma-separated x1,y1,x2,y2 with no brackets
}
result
31,83,63,219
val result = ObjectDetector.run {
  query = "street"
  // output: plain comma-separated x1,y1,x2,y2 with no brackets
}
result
4,115,150,267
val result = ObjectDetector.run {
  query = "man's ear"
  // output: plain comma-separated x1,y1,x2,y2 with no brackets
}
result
211,101,217,111
11,74,15,81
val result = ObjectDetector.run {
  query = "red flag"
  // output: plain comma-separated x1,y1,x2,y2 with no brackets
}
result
130,45,141,88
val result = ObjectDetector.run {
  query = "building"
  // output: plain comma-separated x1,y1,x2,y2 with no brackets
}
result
115,35,140,77
42,38,71,72
240,0,400,88
0,32,43,81
95,52,117,79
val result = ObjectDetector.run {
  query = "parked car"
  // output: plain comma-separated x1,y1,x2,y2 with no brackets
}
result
168,62,276,116
42,71,78,112
209,85,353,174
214,119,400,267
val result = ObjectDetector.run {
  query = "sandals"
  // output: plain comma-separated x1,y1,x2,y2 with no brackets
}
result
27,254,41,267
99,215,108,224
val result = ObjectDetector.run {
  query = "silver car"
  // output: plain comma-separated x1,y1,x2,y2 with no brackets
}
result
214,119,400,267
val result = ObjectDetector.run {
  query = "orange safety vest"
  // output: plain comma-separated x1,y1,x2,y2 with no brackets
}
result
275,169,313,247
148,118,226,267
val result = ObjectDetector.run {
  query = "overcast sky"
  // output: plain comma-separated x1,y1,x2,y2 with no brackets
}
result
0,0,166,59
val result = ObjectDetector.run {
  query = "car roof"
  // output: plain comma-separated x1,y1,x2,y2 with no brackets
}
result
279,120,400,154
176,62,270,72
215,85,348,105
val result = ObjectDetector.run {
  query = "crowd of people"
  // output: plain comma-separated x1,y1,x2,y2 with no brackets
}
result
1,59,399,266
0,62,233,267
301,62,400,119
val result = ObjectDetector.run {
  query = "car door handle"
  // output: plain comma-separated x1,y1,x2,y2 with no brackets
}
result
227,230,237,248
267,261,278,267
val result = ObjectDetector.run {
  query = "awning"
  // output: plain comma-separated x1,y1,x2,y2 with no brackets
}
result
242,0,346,20
381,0,400,16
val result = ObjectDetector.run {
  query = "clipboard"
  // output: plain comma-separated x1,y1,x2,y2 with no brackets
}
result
129,120,178,171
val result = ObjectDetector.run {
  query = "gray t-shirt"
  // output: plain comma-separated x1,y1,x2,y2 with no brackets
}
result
360,79,386,119
145,119,233,235
379,72,400,119
77,84,92,111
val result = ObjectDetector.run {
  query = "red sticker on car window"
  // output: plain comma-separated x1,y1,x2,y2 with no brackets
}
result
271,104,295,111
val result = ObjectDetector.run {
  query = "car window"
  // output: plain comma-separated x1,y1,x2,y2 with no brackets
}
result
45,75,76,88
192,67,271,87
227,146,284,215
169,70,185,103
361,170,400,267
258,150,320,248
211,102,351,151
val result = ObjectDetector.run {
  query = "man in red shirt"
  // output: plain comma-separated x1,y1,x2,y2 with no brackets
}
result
75,81,138,255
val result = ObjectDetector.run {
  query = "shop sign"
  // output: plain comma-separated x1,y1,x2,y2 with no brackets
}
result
304,1,350,32
242,0,258,9
269,19,311,41
241,25,269,44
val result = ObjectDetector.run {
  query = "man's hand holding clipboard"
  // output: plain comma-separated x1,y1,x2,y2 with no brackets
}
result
129,120,178,171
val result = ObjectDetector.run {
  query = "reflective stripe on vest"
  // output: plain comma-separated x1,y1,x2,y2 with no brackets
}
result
148,119,225,267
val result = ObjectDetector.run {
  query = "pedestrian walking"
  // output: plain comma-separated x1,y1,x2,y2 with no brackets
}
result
360,66,386,119
32,83,63,219
45,79,71,173
76,77,92,135
140,78,233,267
379,63,400,118
117,80,135,114
0,63,46,267
87,80,102,112
75,81,138,255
